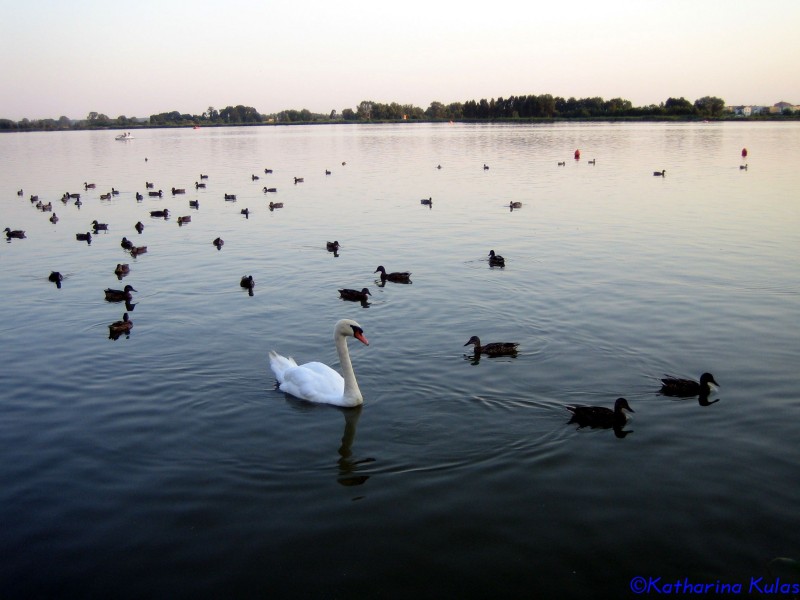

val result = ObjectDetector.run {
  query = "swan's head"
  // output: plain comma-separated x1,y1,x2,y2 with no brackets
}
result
336,319,369,346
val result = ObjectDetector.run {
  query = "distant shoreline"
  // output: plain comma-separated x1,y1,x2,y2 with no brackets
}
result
2,115,798,134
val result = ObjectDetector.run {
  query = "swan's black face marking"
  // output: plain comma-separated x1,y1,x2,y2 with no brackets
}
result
351,325,369,346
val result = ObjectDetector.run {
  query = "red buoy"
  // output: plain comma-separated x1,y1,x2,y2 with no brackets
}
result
574,149,581,160
741,147,748,158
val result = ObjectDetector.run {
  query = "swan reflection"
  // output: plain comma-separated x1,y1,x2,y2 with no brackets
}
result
336,406,375,487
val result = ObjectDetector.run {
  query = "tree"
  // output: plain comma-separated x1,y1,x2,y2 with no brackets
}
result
342,108,356,121
664,97,694,116
693,96,725,117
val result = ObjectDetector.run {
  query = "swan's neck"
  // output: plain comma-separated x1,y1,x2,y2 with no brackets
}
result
336,333,363,406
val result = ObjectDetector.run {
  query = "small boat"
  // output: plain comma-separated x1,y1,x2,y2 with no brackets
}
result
115,132,133,141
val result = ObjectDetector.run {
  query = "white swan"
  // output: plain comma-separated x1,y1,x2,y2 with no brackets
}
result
268,319,369,407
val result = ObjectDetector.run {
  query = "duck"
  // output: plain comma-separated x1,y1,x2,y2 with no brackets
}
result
200,173,209,179
420,197,433,206
148,190,163,197
653,169,666,176
557,161,566,166
488,250,505,267
134,221,144,234
171,187,186,195
509,201,522,209
111,188,119,196
212,237,224,248
263,187,278,193
483,164,489,170
224,193,236,201
588,159,596,165
189,199,199,208
268,319,369,407
49,213,59,224
374,265,411,284
240,275,254,290
135,192,143,201
294,177,304,184
327,241,340,252
264,168,273,174
30,195,39,203
251,174,260,181
39,202,53,212
325,169,331,175
104,285,137,302
92,220,109,232
177,215,191,225
463,335,519,356
48,271,63,287
76,232,92,242
740,164,748,170
566,397,634,428
114,263,130,276
269,201,283,210
99,193,112,200
4,228,26,239
339,288,371,302
84,182,96,189
149,209,169,218
120,237,133,250
145,182,154,189
108,313,133,334
130,246,147,257
17,189,23,196
240,208,249,217
195,181,206,189
659,372,719,397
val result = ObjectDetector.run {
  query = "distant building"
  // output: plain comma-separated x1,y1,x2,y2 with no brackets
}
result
769,101,798,114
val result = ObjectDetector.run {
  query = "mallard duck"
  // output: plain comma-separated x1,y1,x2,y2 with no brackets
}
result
146,182,154,189
4,228,26,239
149,209,169,218
269,201,283,209
135,192,143,201
121,237,133,250
294,177,304,184
557,161,566,166
189,199,199,208
264,168,273,174
84,182,96,189
653,169,666,176
240,275,254,290
48,271,63,287
39,202,52,212
200,173,209,179
463,335,518,356
325,169,331,175
108,313,133,334
134,221,144,233
659,372,719,397
177,215,191,225
99,192,112,200
224,193,236,201
263,187,278,193
171,187,186,195
488,250,505,267
327,241,340,252
49,213,59,223
148,190,163,197
92,220,109,232
509,201,522,209
130,246,147,257
195,182,206,189
213,237,224,248
17,189,23,196
240,208,249,217
375,265,412,283
740,164,748,170
339,287,371,302
114,263,130,276
483,164,489,170
111,188,119,196
105,285,137,302
420,197,433,206
30,195,39,203
76,232,92,242
566,397,634,427
588,159,596,165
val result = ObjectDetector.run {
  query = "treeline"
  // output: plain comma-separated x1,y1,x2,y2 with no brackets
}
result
1,94,795,131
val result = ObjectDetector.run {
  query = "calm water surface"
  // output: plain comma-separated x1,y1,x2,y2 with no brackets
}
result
1,122,799,599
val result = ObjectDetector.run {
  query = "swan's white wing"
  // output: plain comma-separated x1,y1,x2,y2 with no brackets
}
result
268,351,298,384
270,353,345,405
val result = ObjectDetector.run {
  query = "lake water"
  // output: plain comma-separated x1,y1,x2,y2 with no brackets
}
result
1,122,799,599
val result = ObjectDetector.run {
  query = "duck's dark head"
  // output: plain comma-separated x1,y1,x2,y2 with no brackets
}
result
463,336,480,348
699,373,719,387
615,398,634,413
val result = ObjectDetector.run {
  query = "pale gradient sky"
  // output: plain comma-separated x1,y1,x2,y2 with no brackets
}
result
2,0,798,121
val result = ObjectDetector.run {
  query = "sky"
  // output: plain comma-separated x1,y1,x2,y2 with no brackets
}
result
2,0,799,121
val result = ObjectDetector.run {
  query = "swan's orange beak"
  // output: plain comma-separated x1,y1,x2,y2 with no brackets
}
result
355,331,369,346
